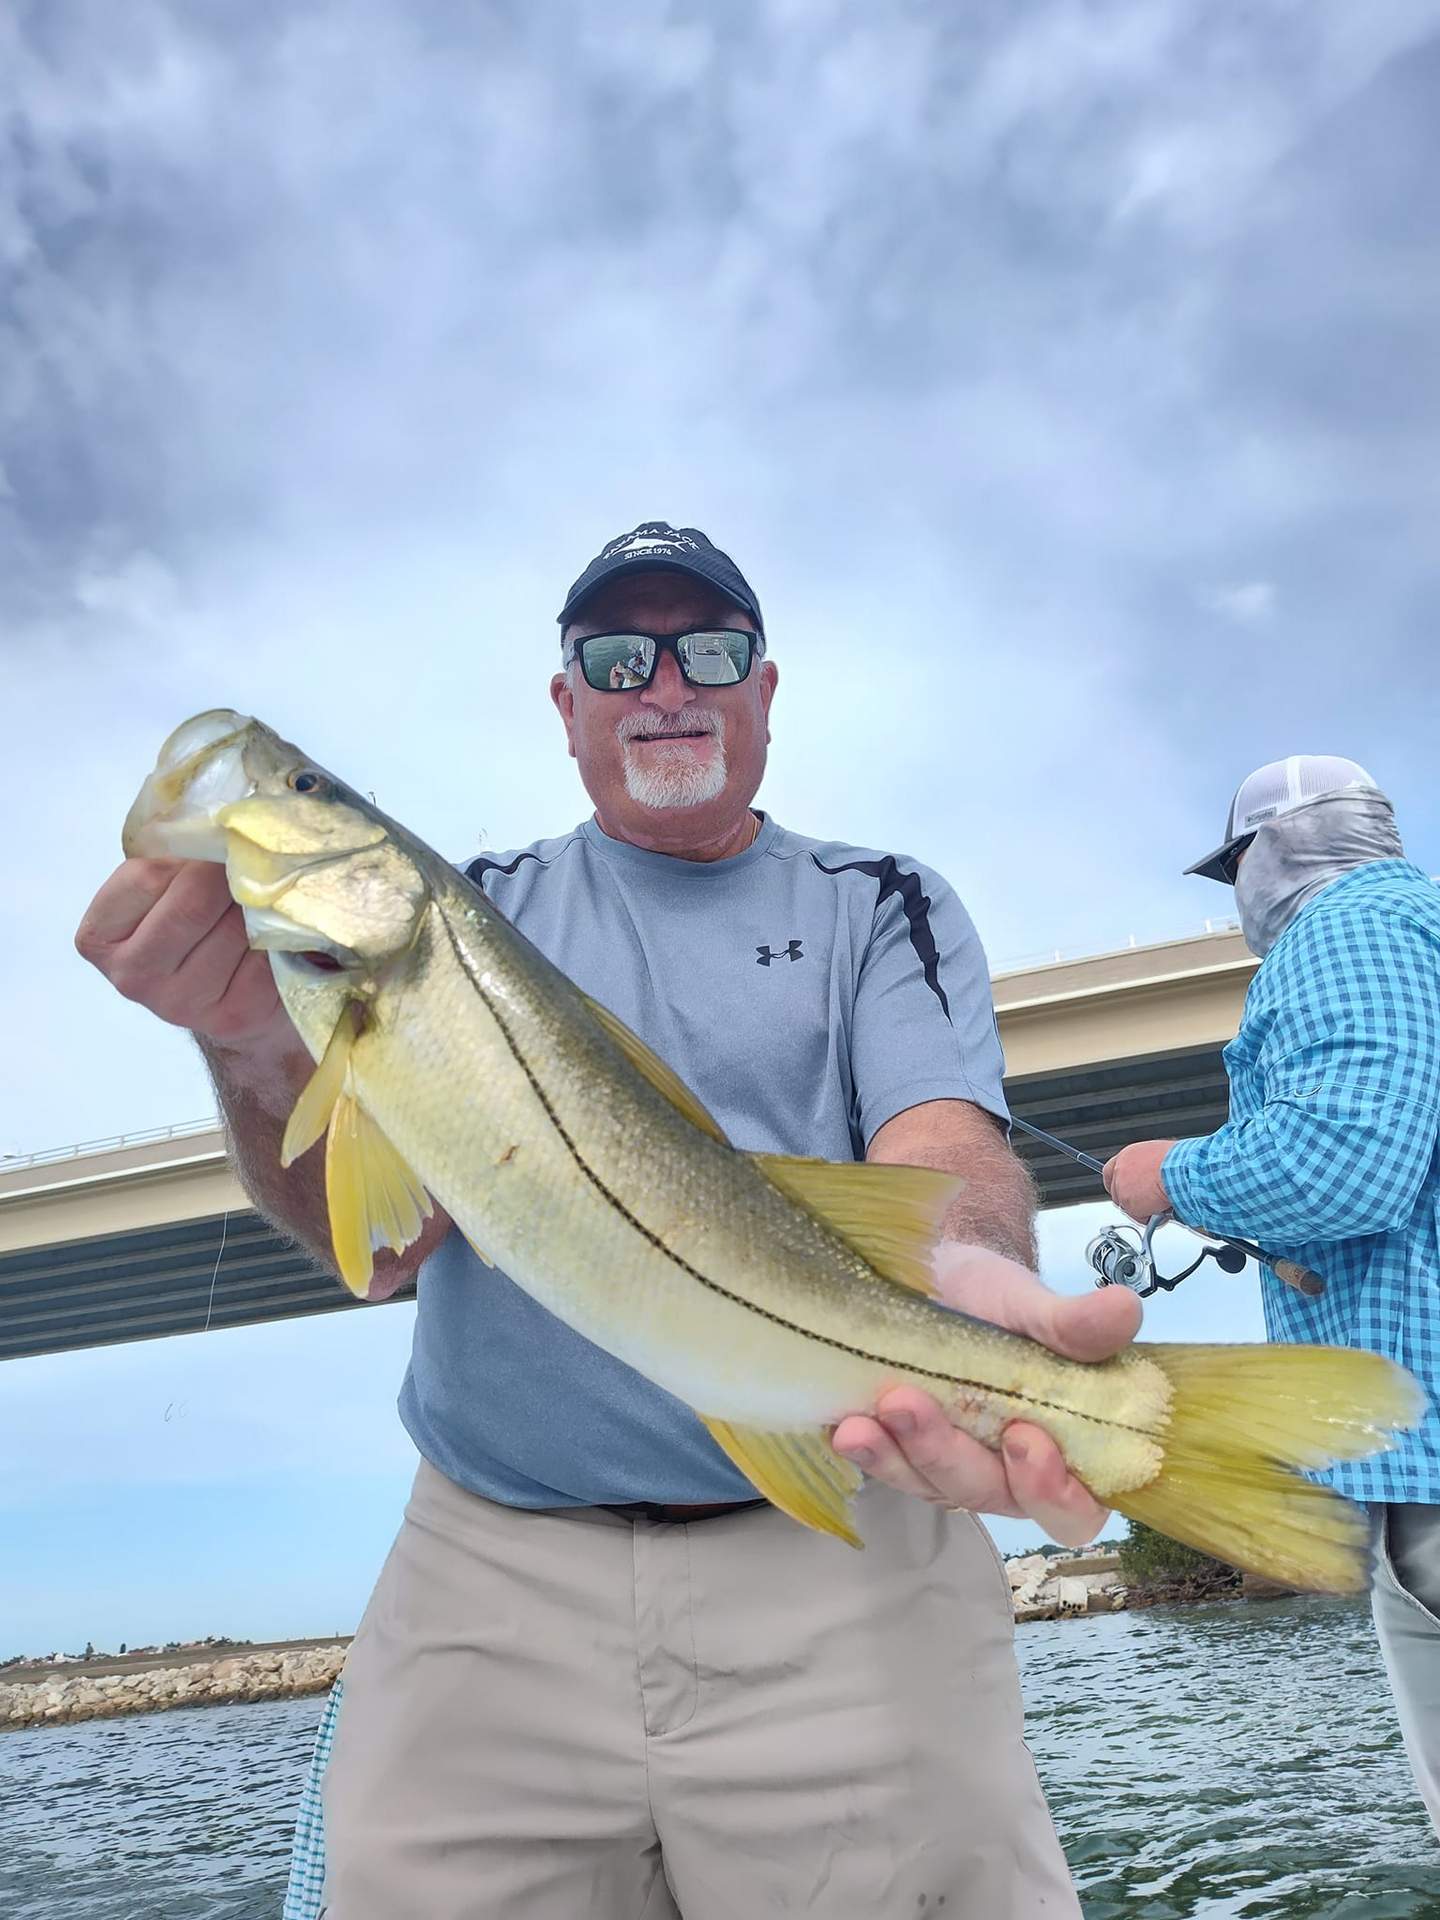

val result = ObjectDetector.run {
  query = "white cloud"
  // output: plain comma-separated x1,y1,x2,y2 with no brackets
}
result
1,2,1438,1640
1203,579,1277,624
3,0,1438,1153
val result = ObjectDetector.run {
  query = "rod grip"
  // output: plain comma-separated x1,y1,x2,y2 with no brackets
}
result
1270,1257,1325,1297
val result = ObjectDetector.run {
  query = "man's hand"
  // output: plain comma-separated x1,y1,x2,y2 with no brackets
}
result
831,1243,1142,1548
1102,1140,1177,1224
76,859,290,1054
76,856,448,1296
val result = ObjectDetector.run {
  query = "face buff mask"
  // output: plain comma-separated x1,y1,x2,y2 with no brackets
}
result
1233,788,1406,959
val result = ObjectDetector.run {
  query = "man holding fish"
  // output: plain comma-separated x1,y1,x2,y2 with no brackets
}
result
78,527,1418,1917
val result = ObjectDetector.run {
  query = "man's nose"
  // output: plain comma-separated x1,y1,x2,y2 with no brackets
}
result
641,648,693,713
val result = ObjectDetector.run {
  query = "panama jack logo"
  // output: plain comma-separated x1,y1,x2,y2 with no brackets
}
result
756,939,804,966
600,523,704,565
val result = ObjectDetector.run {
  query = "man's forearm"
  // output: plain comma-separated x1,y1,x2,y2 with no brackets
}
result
198,1032,341,1274
868,1099,1038,1268
199,1032,451,1297
937,1135,1037,1268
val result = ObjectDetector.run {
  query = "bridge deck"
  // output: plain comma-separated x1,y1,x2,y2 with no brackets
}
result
1,927,1254,1361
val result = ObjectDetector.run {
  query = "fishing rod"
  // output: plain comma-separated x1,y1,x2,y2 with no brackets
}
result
1009,1116,1325,1301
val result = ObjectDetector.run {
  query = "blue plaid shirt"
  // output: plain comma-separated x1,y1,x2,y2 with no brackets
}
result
1163,860,1440,1504
282,1678,341,1920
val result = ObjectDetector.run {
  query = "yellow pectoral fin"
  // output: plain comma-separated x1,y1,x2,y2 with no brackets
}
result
323,1094,434,1299
280,1006,360,1168
699,1417,864,1548
749,1154,961,1299
581,993,730,1143
279,1004,433,1296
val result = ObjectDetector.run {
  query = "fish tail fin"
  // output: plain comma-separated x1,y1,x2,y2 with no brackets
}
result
1112,1343,1425,1595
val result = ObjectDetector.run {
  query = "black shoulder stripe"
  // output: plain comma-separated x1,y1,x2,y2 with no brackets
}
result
466,850,544,887
811,854,952,1023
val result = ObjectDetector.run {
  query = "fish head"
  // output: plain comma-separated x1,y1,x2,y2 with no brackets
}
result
122,709,257,863
123,708,429,969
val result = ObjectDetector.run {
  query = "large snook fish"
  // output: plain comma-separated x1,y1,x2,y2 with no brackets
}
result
123,710,1425,1592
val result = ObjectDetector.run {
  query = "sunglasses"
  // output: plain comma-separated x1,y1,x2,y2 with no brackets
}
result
565,628,759,693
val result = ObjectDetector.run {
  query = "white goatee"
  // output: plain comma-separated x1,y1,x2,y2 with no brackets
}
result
616,710,727,810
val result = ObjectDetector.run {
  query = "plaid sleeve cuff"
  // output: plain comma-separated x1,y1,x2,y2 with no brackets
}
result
1161,1136,1213,1231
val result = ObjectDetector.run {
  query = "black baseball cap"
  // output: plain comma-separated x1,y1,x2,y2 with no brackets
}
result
557,521,765,637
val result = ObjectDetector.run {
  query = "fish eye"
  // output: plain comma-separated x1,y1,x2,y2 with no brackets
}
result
289,769,326,795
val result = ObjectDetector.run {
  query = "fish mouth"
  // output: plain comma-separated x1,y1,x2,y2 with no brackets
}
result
122,709,257,862
243,905,360,971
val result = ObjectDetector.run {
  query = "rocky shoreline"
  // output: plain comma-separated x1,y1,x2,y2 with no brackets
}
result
1004,1549,1128,1622
3,1554,1135,1731
2,1554,1141,1732
0,1642,348,1731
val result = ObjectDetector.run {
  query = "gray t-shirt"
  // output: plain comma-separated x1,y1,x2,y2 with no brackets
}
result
397,812,1009,1507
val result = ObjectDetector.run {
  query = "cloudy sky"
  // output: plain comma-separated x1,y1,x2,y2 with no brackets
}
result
3,0,1439,1650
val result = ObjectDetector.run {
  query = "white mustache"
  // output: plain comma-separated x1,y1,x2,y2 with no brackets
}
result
615,709,724,744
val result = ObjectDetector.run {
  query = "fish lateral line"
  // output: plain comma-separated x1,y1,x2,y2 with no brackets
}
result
433,897,1165,1444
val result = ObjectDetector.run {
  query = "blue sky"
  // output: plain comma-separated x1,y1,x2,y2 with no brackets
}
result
3,0,1439,1652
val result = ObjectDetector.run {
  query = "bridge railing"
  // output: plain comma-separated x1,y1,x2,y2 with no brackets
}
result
1,1116,222,1176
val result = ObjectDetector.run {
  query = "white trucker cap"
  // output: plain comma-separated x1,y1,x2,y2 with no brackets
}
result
1186,754,1378,883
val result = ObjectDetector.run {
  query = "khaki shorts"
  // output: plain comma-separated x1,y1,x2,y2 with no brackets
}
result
321,1460,1078,1918
1373,1501,1440,1833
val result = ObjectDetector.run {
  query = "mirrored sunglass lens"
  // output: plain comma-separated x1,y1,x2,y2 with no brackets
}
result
582,634,656,690
677,631,750,686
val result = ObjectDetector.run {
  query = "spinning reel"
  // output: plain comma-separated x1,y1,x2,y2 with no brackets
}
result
1085,1215,1248,1299
1008,1116,1325,1300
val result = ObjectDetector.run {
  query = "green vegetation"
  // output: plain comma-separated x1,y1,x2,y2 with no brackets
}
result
1119,1521,1241,1603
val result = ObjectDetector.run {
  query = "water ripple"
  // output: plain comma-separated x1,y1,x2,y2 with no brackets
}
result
1016,1596,1439,1917
2,1598,1436,1916
0,1694,326,1919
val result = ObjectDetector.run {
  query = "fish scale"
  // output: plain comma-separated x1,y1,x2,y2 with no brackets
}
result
120,708,1427,1590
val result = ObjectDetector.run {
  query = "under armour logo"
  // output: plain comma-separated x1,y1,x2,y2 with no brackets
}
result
756,940,804,966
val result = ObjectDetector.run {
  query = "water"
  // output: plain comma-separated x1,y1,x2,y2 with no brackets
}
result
0,1694,323,1919
1022,1598,1439,1917
1,1599,1435,1918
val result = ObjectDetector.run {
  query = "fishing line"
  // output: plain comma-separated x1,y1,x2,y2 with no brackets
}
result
160,1211,229,1428
201,1208,229,1335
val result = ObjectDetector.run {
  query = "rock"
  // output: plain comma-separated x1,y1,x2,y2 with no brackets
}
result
0,1643,352,1733
1013,1598,1060,1622
1005,1554,1050,1590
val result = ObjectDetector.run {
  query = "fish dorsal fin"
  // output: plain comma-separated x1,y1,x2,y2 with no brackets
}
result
280,1003,433,1297
699,1417,864,1548
749,1155,961,1300
582,993,729,1144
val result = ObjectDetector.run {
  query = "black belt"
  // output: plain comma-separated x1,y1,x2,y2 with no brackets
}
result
601,1499,767,1524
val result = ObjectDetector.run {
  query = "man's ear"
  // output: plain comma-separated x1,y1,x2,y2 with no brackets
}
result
759,658,778,742
550,670,578,760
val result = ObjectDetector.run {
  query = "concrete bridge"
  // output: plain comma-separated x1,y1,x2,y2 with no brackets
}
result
0,924,1255,1362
